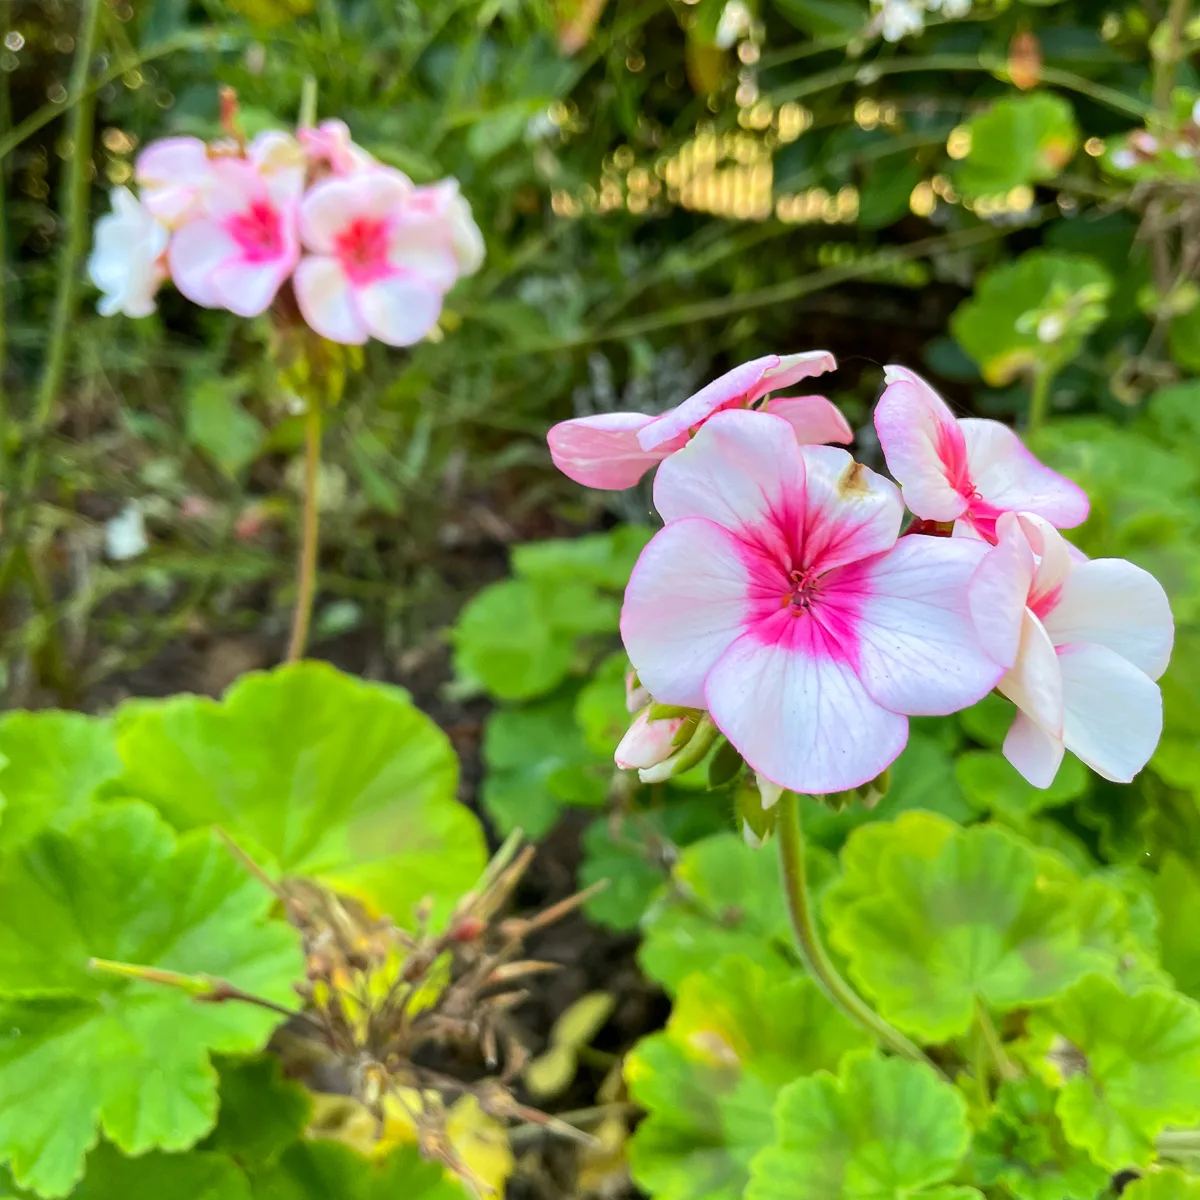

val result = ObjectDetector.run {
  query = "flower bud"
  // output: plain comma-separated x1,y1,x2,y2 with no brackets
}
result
736,773,782,848
625,667,650,715
636,713,719,784
615,708,691,771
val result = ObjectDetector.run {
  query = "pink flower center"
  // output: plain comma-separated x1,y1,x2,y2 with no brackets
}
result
782,567,821,614
333,216,391,285
227,200,285,263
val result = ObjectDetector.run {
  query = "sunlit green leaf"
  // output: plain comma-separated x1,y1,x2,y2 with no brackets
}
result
958,93,1079,196
1153,853,1200,1000
955,750,1089,819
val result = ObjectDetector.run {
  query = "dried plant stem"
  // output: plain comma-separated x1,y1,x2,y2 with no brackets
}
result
776,791,936,1070
286,404,323,662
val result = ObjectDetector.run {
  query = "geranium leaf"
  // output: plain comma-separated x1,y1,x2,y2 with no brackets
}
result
971,1077,1109,1200
0,801,302,1197
955,750,1089,819
638,832,835,993
1,1144,252,1200
1122,1169,1200,1200
831,823,1115,1040
746,1054,975,1200
626,956,870,1200
203,1056,312,1168
1026,977,1200,1169
957,92,1079,196
1152,853,1200,1000
249,1139,469,1199
114,662,485,927
0,712,121,852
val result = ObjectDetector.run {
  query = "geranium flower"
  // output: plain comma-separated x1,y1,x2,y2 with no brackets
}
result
547,351,846,490
970,512,1173,786
135,136,216,228
620,409,1004,793
87,187,169,318
298,118,376,177
406,179,486,278
168,157,303,317
874,365,1088,540
292,170,458,346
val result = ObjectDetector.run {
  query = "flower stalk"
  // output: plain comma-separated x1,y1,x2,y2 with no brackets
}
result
776,790,937,1069
285,401,323,662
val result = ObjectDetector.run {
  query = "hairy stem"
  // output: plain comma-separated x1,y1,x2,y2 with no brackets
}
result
1027,367,1054,434
776,792,936,1068
285,404,323,662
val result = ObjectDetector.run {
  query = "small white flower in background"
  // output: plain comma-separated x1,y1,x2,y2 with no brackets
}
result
715,0,752,49
104,503,149,561
87,188,169,318
1036,313,1066,344
878,0,926,42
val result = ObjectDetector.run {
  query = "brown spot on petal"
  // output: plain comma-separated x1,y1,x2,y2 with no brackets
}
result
838,461,871,496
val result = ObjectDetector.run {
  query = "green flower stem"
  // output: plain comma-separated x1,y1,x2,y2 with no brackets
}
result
1028,367,1054,434
285,404,323,662
974,997,1019,1086
1157,1130,1200,1156
776,791,936,1069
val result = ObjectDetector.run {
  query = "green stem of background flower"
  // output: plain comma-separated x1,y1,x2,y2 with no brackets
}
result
285,404,322,662
776,791,937,1069
1027,367,1053,435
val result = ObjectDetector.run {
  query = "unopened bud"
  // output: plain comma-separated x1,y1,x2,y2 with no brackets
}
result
736,773,781,848
823,766,891,812
615,708,692,772
637,713,719,783
625,667,650,715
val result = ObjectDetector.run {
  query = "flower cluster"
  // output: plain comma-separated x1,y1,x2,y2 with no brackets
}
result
88,119,484,347
548,355,1174,796
870,0,971,44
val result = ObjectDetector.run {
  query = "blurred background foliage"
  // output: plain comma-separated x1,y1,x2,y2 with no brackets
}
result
5,0,1197,711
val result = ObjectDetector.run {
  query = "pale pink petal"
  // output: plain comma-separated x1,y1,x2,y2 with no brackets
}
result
765,395,853,445
637,355,779,450
999,610,1064,736
248,130,306,176
212,253,296,318
547,414,679,490
356,274,444,346
653,410,805,554
298,177,360,253
203,158,269,220
969,515,1036,669
1003,710,1065,788
1041,559,1174,680
1012,513,1075,612
796,445,903,572
745,350,838,404
167,220,237,308
614,710,687,770
704,627,908,795
960,418,1089,529
874,367,970,523
1058,641,1163,783
620,517,752,708
838,535,1001,716
135,136,211,225
293,256,368,344
387,215,459,290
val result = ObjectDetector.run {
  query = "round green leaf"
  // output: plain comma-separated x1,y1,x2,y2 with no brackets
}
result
0,802,303,1197
204,1056,312,1169
1154,854,1200,1000
831,823,1114,1041
0,712,121,852
746,1054,975,1200
626,956,870,1200
1,1144,253,1200
957,93,1079,197
955,750,1089,819
114,663,484,927
639,832,835,993
971,1077,1109,1200
1027,977,1200,1169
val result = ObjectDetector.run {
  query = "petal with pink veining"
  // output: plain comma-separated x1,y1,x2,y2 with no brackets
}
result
1003,709,1065,788
765,395,853,445
387,215,459,290
1010,513,1075,615
745,350,838,404
1042,558,1174,680
795,445,903,573
875,367,971,523
653,410,805,559
547,413,678,490
637,355,779,450
960,417,1089,529
704,620,908,794
294,256,368,344
1059,641,1163,783
620,517,752,708
998,610,1064,737
969,515,1036,669
357,274,444,346
167,220,235,308
839,534,1001,716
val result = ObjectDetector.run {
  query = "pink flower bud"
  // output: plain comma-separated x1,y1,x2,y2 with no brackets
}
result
614,709,688,772
625,667,650,714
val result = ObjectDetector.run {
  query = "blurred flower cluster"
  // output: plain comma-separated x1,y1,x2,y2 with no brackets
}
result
88,116,484,347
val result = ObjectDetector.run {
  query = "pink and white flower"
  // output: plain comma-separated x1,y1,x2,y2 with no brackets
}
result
88,187,169,318
298,118,376,177
620,409,1004,794
874,365,1088,541
135,136,217,228
168,157,303,317
970,512,1174,787
614,708,691,772
405,179,486,278
548,351,846,490
292,171,458,346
